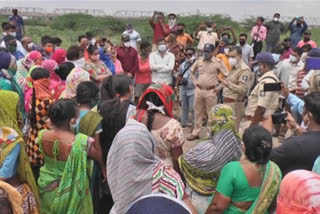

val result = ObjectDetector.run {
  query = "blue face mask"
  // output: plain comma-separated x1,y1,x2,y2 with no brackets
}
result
253,65,262,77
272,54,280,64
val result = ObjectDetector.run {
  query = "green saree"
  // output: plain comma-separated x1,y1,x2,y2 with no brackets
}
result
0,91,39,206
38,130,93,214
211,161,282,214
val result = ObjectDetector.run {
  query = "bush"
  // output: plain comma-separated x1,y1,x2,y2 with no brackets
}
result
15,13,320,50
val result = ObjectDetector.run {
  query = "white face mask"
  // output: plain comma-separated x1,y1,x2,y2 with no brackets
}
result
224,48,229,55
207,27,213,32
27,42,34,49
73,57,85,69
158,44,166,52
187,56,195,62
90,39,96,45
228,57,238,67
289,55,298,63
168,19,176,27
9,32,16,37
273,17,279,22
124,42,131,48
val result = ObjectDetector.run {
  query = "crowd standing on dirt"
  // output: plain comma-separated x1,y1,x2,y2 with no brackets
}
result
1,8,320,214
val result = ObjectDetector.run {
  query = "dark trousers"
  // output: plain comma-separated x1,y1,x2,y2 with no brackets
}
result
253,41,263,58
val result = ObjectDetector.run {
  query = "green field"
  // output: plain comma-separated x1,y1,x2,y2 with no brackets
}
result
1,14,320,49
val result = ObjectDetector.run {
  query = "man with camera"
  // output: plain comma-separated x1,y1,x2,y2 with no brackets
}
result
150,11,170,51
187,43,228,141
175,48,196,128
245,52,280,133
271,91,320,176
219,46,252,131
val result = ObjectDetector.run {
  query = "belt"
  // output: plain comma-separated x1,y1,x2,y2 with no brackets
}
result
224,97,243,103
196,84,216,90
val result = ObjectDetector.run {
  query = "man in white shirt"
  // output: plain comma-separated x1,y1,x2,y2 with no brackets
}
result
149,38,175,85
275,47,304,92
194,21,219,53
122,24,142,50
239,33,254,66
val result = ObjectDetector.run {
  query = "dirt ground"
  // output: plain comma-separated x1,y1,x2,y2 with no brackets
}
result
172,105,286,153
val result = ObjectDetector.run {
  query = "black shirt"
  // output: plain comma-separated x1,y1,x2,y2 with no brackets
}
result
270,131,320,176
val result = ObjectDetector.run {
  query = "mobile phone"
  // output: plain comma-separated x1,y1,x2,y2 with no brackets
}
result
264,83,281,92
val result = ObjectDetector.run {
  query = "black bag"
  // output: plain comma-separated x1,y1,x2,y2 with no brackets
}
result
178,63,193,86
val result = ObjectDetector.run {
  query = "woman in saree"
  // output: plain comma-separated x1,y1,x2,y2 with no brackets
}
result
276,170,320,214
98,74,135,213
134,84,185,173
0,90,40,213
84,45,112,84
0,181,23,214
61,66,90,99
15,51,43,91
107,118,197,214
51,48,66,65
0,52,25,118
38,99,105,214
76,81,107,214
206,126,282,214
178,104,242,213
42,59,66,100
26,67,54,179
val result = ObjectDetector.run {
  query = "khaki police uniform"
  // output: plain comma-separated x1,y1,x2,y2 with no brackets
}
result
245,70,280,133
309,69,320,92
223,60,252,131
191,56,229,136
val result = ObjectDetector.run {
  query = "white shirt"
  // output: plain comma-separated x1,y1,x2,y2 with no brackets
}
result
239,43,254,65
0,40,25,56
122,30,141,50
196,31,219,50
275,59,304,91
149,50,175,85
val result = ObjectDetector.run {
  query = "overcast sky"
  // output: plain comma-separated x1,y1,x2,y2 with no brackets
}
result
1,0,319,20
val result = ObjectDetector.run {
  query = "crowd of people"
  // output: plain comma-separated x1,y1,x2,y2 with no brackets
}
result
1,8,320,214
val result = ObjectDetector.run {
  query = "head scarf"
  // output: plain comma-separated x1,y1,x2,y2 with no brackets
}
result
27,51,42,62
0,90,21,134
208,104,240,139
178,104,242,195
126,194,191,214
42,59,61,89
107,119,160,214
51,49,66,65
42,59,57,75
137,84,174,117
0,181,23,214
277,170,320,214
65,67,90,98
32,79,52,100
0,52,11,70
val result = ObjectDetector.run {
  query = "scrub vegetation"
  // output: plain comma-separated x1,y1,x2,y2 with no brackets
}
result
0,14,319,48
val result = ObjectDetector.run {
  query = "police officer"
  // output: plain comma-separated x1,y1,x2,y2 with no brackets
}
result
245,52,280,133
187,43,228,140
219,46,252,131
